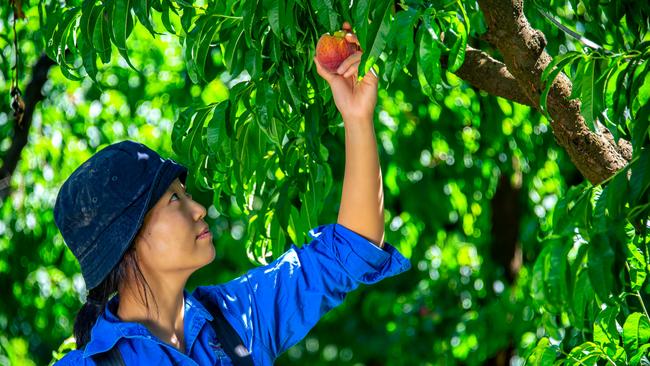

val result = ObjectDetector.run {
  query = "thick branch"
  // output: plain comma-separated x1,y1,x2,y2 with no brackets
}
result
449,46,533,107
0,54,55,201
476,0,629,184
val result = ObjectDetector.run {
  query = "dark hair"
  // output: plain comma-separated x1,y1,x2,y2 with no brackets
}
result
73,244,158,349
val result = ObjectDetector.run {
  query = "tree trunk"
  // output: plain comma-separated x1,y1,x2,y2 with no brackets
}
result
0,54,55,201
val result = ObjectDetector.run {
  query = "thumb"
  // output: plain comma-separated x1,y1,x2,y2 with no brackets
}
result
313,57,336,84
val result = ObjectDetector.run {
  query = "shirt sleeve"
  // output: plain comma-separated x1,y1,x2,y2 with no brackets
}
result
210,223,411,360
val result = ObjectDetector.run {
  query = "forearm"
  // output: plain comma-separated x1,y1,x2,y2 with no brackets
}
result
337,117,385,248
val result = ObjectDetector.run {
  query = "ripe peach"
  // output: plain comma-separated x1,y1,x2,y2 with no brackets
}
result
315,30,359,73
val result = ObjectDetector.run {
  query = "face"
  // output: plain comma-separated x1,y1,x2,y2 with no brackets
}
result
132,178,215,279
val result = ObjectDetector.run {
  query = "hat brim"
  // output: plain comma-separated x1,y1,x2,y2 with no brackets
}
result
81,160,187,290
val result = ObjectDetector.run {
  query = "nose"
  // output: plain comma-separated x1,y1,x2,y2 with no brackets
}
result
191,198,207,221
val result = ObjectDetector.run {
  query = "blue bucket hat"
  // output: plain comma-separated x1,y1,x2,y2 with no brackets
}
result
53,140,187,290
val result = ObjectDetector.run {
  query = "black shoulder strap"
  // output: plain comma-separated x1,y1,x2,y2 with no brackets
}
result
202,298,255,366
92,346,126,366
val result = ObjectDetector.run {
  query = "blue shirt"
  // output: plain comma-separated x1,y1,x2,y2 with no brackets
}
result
54,223,411,365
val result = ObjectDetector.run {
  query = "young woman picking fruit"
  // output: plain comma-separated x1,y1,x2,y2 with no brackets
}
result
53,23,408,365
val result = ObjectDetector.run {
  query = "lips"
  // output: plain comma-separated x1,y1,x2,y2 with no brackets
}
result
197,227,210,238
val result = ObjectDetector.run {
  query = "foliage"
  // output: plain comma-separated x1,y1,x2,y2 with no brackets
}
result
0,0,648,365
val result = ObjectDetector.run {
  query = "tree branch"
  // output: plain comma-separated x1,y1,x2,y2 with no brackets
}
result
0,54,55,201
476,0,630,185
447,46,534,107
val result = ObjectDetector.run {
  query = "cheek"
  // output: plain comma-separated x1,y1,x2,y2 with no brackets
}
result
151,210,193,237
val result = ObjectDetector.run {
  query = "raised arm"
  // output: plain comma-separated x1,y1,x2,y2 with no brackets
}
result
313,23,384,248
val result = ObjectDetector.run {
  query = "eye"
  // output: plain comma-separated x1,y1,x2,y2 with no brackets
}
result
170,192,192,202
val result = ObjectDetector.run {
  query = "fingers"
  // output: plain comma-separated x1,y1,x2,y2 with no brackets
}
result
345,33,360,48
341,21,361,49
336,51,362,74
342,60,360,78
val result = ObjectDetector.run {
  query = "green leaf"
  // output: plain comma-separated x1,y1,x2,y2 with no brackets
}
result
193,14,221,82
384,7,418,83
93,8,113,63
57,9,84,80
48,7,82,79
588,233,615,304
532,245,551,305
569,57,587,100
543,240,569,313
352,0,370,45
288,204,304,245
629,148,650,203
281,66,301,110
416,20,442,99
223,31,244,73
313,0,339,32
593,305,620,347
571,269,594,330
606,168,629,218
207,101,231,154
41,1,59,59
568,187,593,229
359,0,391,75
110,0,138,71
627,242,647,292
565,342,603,366
282,0,297,43
80,1,99,45
266,0,282,38
605,61,625,126
623,313,650,353
580,58,598,132
78,32,99,84
133,0,156,37
630,58,649,112
540,52,581,116
234,118,264,187
526,337,557,366
631,103,650,154
240,0,258,47
161,0,177,34
254,80,275,129
447,16,467,73
630,343,650,365
190,107,212,165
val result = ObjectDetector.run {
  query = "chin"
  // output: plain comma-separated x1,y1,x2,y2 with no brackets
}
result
203,245,216,265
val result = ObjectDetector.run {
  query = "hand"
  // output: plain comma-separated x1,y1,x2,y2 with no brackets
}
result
313,22,379,123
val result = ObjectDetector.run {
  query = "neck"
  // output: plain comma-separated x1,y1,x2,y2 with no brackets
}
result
117,273,189,353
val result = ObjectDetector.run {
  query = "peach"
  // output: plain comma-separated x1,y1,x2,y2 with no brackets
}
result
315,30,359,73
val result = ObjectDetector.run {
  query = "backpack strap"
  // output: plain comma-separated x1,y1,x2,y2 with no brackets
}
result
201,298,255,366
92,346,126,366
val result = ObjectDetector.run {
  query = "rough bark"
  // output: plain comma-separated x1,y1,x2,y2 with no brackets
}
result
0,54,55,201
447,47,533,107
450,0,631,185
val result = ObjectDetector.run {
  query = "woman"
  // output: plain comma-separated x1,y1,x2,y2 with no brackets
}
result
53,24,410,365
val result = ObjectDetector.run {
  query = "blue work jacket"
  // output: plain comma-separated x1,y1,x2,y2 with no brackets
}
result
54,223,411,365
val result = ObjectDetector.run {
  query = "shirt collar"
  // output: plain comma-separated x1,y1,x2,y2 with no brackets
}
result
83,290,214,358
